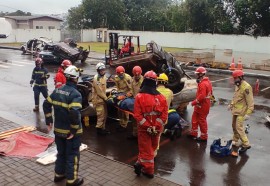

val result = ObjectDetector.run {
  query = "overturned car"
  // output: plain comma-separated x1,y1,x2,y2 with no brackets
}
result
80,33,197,118
39,39,89,64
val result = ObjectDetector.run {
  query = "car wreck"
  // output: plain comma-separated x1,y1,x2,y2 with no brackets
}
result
20,37,52,55
39,39,89,64
80,33,197,118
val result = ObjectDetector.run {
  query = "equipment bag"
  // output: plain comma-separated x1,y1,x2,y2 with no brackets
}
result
210,138,232,157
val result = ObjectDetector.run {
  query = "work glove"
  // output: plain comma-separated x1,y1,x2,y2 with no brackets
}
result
243,115,250,121
191,100,197,107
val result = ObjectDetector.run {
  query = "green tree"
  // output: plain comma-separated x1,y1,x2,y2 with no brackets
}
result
68,0,126,29
225,0,270,36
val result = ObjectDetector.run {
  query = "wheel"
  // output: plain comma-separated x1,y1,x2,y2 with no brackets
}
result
165,67,183,92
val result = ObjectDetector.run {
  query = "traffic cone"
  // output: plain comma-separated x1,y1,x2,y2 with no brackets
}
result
237,57,243,70
229,57,235,71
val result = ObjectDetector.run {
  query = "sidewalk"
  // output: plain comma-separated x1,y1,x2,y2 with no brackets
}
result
0,117,179,186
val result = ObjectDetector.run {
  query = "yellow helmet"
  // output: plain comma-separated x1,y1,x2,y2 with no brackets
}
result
157,73,168,83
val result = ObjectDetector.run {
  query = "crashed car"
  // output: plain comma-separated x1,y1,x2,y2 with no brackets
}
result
39,40,89,64
80,34,197,118
20,37,52,55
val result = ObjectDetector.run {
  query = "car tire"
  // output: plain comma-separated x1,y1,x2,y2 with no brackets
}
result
22,47,26,55
165,67,182,91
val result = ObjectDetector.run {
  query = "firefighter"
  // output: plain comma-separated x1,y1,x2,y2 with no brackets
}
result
92,62,110,135
188,67,213,142
127,66,144,140
154,73,174,155
133,71,168,179
228,70,254,154
54,59,72,88
156,73,182,139
114,66,132,131
30,57,50,112
43,65,84,186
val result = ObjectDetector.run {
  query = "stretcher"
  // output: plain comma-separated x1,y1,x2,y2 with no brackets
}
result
115,105,134,116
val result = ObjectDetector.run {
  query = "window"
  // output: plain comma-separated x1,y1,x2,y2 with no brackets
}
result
48,26,55,29
36,26,43,29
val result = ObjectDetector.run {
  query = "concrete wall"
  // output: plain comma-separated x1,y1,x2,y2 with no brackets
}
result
0,29,61,43
81,30,270,54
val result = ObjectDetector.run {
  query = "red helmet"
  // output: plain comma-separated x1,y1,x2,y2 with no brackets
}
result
132,66,142,76
116,66,125,74
232,70,244,78
61,60,72,67
144,70,157,80
195,67,206,74
35,58,43,65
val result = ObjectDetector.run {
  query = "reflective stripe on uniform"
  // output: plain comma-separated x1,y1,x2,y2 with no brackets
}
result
140,158,154,163
45,113,52,117
54,128,83,134
47,97,82,109
156,118,165,126
168,109,177,114
34,83,47,86
139,118,146,125
143,111,160,117
71,124,80,129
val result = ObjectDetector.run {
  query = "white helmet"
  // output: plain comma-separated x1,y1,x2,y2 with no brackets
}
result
64,65,80,79
96,62,106,70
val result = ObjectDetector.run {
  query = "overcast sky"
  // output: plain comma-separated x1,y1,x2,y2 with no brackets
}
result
0,0,82,14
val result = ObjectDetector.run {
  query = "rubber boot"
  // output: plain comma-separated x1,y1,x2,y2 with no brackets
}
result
33,105,39,112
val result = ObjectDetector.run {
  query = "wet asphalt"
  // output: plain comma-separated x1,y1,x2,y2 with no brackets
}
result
1,48,270,185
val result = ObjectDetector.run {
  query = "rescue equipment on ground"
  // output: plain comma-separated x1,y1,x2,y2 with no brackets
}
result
210,138,232,157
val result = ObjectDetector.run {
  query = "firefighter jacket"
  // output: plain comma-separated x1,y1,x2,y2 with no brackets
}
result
194,77,213,114
92,74,107,105
43,81,83,138
31,66,49,87
134,93,168,132
131,75,143,96
231,80,254,116
114,73,132,93
54,67,66,88
157,85,173,107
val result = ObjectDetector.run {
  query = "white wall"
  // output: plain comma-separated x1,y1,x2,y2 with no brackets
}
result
0,29,61,43
81,30,270,54
1,27,270,54
33,20,61,29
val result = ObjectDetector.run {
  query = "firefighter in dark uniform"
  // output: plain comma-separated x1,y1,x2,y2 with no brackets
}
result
30,57,50,112
43,65,84,186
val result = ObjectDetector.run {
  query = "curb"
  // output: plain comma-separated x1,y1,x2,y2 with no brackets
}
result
184,66,270,79
0,46,21,50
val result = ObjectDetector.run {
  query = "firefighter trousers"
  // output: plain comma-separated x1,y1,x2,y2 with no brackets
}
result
190,111,208,139
54,135,81,183
137,130,159,174
33,86,48,106
95,103,107,129
232,115,250,147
